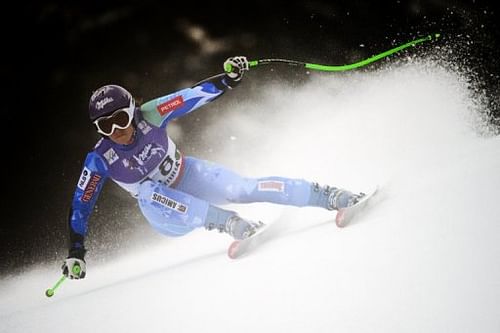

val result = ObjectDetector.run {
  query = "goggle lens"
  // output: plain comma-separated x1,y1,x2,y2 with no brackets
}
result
95,110,130,135
93,100,134,136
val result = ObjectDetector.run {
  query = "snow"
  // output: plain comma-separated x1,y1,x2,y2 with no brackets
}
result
1,60,499,333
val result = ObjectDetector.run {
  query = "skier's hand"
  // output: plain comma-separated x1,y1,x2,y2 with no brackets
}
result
224,56,249,81
62,257,86,279
62,246,87,280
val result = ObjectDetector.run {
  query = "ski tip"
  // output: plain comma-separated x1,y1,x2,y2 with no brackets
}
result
335,209,347,228
335,186,379,228
228,240,240,259
364,185,379,197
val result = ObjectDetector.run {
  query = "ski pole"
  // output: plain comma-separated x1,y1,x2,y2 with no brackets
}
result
225,34,440,73
45,263,82,297
45,275,66,297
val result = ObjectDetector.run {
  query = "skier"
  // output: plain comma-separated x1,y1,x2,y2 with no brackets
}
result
62,56,365,279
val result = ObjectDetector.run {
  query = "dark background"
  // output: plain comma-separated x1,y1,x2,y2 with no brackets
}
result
1,0,499,274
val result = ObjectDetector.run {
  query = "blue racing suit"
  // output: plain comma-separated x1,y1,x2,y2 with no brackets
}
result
68,73,331,258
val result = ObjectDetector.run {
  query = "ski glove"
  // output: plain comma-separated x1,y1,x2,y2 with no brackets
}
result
224,56,249,81
62,257,86,279
62,246,87,279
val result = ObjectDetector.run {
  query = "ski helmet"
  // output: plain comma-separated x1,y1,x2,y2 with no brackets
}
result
88,84,134,121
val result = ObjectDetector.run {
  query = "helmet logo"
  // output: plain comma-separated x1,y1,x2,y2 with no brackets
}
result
90,86,111,101
96,97,114,110
89,85,132,122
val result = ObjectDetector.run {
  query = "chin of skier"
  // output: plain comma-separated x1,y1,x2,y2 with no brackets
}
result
61,56,365,279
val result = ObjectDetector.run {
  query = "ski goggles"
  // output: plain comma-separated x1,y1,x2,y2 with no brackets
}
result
93,100,135,136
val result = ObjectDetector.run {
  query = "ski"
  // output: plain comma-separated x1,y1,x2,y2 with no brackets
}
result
227,186,378,258
335,186,379,227
227,224,271,259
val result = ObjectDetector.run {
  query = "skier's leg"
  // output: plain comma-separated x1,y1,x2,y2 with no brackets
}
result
174,157,361,210
138,180,208,236
138,180,261,239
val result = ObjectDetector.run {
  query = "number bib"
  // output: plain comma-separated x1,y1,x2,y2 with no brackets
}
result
148,136,184,186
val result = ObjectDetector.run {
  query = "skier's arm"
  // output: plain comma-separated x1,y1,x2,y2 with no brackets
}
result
140,56,249,127
67,152,108,262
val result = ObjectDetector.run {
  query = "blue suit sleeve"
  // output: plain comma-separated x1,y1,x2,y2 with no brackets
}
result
140,73,240,128
68,151,108,257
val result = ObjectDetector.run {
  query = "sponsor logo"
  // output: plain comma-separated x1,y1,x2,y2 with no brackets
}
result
81,174,102,202
77,167,91,190
151,192,188,214
157,96,184,116
104,148,119,165
90,86,110,101
123,143,166,176
258,180,285,192
138,144,156,161
96,97,114,110
137,120,152,135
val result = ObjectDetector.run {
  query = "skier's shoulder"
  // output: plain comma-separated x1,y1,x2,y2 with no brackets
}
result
94,137,105,150
93,137,110,156
88,139,114,170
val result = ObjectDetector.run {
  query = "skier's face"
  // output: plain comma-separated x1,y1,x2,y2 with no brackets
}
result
93,105,134,136
109,124,135,145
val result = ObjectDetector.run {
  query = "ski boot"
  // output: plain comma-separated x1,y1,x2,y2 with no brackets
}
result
310,182,364,211
333,187,378,227
226,215,265,240
205,210,265,240
327,187,365,211
227,217,268,259
309,182,377,227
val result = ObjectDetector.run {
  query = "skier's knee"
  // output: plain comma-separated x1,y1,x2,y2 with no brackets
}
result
139,198,199,237
137,181,205,237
